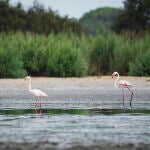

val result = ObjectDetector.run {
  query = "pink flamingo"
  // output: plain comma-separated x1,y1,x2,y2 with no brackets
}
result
112,72,133,107
25,76,48,106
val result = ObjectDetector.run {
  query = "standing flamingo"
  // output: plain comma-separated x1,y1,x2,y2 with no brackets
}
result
112,72,133,107
25,76,48,106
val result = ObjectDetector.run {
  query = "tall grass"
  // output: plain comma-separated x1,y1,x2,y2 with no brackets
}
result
0,31,149,78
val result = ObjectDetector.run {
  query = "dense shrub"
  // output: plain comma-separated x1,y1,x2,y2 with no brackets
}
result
88,32,150,76
20,34,49,75
109,37,135,75
0,44,26,78
89,33,122,75
0,32,149,78
129,34,150,76
0,32,87,77
47,46,87,77
129,50,150,76
46,33,88,77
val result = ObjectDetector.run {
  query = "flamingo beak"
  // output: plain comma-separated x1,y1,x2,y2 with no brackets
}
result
112,73,115,78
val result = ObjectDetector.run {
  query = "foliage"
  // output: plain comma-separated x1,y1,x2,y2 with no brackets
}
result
85,32,150,76
0,33,27,78
46,33,88,77
115,0,150,32
79,7,121,34
109,39,135,75
129,34,150,76
89,33,117,75
0,0,84,35
0,31,150,78
0,0,150,78
0,32,88,78
129,51,150,76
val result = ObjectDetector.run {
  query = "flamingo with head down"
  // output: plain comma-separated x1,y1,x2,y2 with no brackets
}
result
112,72,133,107
25,76,48,106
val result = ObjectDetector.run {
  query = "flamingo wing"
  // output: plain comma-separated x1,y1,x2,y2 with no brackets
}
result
118,80,132,87
30,89,48,97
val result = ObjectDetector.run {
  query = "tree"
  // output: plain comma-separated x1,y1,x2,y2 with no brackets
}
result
80,7,121,34
0,0,84,35
115,0,150,32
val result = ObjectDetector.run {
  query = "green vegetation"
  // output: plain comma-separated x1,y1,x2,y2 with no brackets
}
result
0,32,27,78
0,0,84,35
87,32,150,76
115,0,150,32
0,0,149,77
0,32,149,77
79,7,121,34
129,34,150,76
0,32,88,77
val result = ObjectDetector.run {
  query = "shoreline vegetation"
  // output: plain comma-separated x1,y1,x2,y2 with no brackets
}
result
0,0,149,78
0,32,149,78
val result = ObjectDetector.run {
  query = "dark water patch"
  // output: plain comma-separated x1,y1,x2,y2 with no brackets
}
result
0,108,150,116
91,108,150,115
0,142,149,150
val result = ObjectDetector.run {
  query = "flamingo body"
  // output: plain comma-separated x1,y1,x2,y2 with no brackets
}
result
25,76,48,106
112,72,133,107
118,80,132,87
29,89,48,97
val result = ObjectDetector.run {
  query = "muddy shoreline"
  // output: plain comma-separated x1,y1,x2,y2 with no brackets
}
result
0,76,150,89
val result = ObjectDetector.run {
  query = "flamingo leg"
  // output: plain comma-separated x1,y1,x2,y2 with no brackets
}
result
35,98,38,107
121,88,125,106
127,87,133,107
39,97,42,107
40,109,42,114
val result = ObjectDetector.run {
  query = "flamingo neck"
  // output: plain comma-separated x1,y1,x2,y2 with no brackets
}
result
28,79,32,91
114,73,119,87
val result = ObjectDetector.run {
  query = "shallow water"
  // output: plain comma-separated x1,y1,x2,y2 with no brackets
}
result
0,88,150,148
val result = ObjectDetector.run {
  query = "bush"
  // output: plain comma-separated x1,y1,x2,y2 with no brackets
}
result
0,32,87,77
0,47,26,78
47,34,88,77
89,32,118,75
21,34,49,75
109,38,135,75
129,51,150,76
129,34,150,76
0,31,149,78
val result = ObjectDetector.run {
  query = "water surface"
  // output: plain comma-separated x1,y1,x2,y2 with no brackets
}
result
0,87,150,148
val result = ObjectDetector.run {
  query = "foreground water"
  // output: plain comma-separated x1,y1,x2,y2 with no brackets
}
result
0,108,150,146
0,87,150,149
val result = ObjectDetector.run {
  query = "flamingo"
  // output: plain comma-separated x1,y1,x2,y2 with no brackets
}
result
112,72,133,107
25,76,48,106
